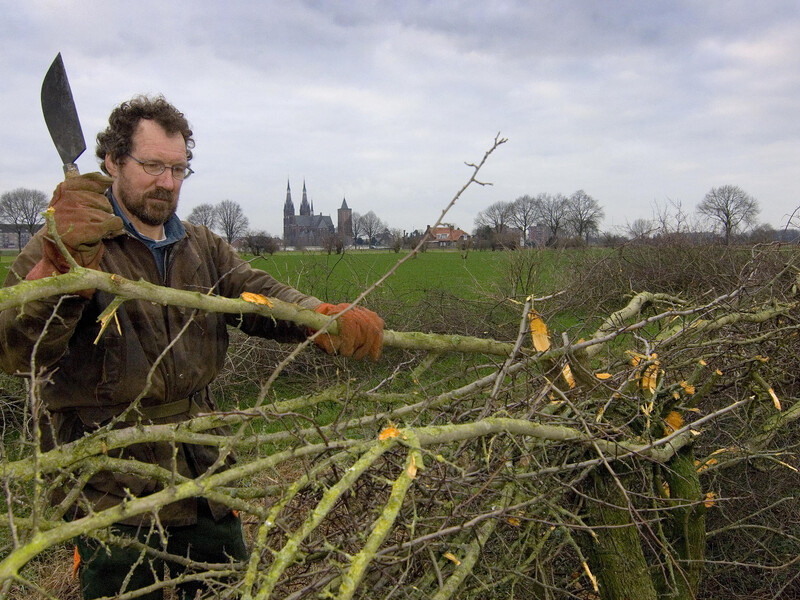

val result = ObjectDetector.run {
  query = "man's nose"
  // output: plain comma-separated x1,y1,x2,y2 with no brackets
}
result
155,169,178,189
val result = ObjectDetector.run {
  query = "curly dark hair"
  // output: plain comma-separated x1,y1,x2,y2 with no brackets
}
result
96,95,195,174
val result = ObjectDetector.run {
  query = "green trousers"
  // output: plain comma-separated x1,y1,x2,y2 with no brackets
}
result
76,501,248,599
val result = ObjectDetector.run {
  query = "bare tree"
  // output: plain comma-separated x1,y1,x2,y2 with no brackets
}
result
653,197,690,236
0,188,48,249
566,189,604,243
508,195,540,246
474,200,512,234
242,230,279,256
627,218,653,241
186,203,217,229
321,232,345,255
358,211,385,248
697,185,759,245
351,212,365,245
748,223,777,244
215,200,249,244
387,228,404,253
537,193,569,244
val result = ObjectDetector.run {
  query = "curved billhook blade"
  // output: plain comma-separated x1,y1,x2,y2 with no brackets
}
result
41,53,85,176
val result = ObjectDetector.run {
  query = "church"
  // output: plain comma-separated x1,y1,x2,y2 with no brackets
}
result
282,181,353,248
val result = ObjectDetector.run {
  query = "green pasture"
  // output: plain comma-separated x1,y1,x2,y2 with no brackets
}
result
0,252,15,282
1,248,573,300
248,248,574,304
250,249,502,302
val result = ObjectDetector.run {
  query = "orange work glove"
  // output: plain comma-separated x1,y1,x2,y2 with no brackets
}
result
313,302,384,361
26,173,124,283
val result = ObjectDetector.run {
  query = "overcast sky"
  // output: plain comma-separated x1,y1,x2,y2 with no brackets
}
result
2,1,799,236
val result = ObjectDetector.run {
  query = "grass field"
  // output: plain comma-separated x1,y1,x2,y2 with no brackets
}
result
251,247,588,306
0,251,15,282
1,247,575,303
251,249,506,302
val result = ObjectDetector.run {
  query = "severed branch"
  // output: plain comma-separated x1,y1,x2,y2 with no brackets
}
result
2,267,520,357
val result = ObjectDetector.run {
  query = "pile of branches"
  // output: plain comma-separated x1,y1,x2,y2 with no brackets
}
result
1,241,799,600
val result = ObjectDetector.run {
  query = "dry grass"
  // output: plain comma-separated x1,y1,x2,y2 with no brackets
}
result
5,544,80,600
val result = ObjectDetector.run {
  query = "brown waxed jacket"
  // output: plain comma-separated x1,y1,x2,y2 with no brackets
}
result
0,222,321,526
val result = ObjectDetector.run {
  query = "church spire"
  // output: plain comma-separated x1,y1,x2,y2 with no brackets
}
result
283,180,294,217
299,180,311,216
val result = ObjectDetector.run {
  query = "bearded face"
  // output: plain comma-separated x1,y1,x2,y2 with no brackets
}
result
106,119,187,236
116,175,178,227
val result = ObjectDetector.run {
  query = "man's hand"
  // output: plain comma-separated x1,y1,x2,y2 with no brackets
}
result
26,173,124,282
312,303,384,361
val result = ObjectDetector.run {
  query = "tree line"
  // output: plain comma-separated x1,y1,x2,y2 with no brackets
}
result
0,183,772,256
473,184,764,249
474,190,605,248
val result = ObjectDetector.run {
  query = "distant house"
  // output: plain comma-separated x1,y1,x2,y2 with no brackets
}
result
425,224,470,248
0,223,41,250
527,224,550,247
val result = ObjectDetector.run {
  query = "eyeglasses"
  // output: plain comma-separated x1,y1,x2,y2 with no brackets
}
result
126,154,194,180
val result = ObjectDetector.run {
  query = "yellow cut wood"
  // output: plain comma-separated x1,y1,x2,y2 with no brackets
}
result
663,411,683,435
379,425,401,440
562,364,576,389
528,310,551,352
240,292,273,307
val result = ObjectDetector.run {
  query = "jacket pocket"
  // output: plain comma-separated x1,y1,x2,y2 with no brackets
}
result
95,304,153,405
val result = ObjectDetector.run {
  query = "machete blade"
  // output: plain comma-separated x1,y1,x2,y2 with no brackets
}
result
41,53,85,175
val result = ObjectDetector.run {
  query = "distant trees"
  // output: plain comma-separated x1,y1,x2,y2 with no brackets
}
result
627,218,654,242
565,190,604,244
351,212,365,245
215,200,250,244
185,200,248,245
353,211,386,247
508,195,538,246
321,232,345,255
654,197,691,238
241,230,280,256
697,185,759,245
0,188,48,249
748,223,777,244
472,190,605,248
466,180,778,249
537,193,569,243
186,203,217,229
387,228,405,253
403,229,427,251
475,201,513,235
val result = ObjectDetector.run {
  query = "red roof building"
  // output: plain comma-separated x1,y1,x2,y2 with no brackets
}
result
425,224,470,248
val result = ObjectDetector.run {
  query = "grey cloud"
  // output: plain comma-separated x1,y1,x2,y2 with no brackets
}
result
2,1,799,235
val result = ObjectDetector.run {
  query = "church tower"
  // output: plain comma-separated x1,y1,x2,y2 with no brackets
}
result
338,197,353,246
283,180,295,243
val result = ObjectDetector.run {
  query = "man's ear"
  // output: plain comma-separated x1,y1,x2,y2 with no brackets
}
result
105,154,119,177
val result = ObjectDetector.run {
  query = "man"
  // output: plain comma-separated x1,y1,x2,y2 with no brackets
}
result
0,95,383,599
